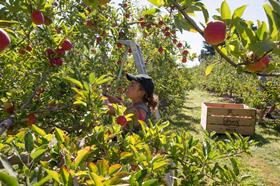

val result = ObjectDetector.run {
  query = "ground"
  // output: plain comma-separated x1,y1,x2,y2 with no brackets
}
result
170,89,280,186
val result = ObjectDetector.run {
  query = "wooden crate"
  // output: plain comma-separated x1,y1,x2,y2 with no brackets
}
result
201,102,256,135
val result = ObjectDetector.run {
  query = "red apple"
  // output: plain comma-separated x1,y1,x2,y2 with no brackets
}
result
49,58,63,66
182,50,189,55
3,102,14,113
182,57,187,63
86,20,94,27
204,21,226,45
158,47,164,54
164,31,171,37
0,29,11,52
172,39,178,44
177,42,183,48
60,39,73,50
128,48,132,53
246,55,270,72
27,113,36,125
117,43,123,48
158,20,164,26
45,48,55,58
55,48,66,56
116,115,127,126
31,10,45,25
25,45,32,52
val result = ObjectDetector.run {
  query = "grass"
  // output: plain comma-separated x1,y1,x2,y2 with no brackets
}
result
170,89,280,186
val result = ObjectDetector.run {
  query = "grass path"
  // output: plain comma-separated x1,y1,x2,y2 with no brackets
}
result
171,89,280,185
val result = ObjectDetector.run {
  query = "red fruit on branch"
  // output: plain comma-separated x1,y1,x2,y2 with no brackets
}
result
164,31,171,37
117,43,123,48
177,42,183,48
182,57,187,63
27,113,36,125
86,20,94,27
204,21,226,45
116,115,127,126
25,45,32,52
246,55,270,72
182,50,189,55
172,39,178,44
158,46,164,54
128,48,132,53
31,10,45,25
3,102,14,113
158,20,164,26
55,48,66,56
60,39,73,50
49,58,63,66
0,29,11,52
45,48,55,57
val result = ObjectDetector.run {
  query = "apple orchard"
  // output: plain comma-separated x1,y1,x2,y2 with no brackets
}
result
0,0,279,185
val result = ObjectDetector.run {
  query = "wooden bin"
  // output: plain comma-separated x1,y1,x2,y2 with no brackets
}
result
201,102,256,135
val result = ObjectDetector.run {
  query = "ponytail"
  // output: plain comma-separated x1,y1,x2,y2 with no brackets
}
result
144,94,158,112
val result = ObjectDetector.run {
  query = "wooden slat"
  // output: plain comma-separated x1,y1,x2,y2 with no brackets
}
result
206,124,255,135
204,102,245,109
207,115,255,126
207,107,256,117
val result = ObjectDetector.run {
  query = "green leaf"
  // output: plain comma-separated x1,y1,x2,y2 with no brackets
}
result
31,125,46,136
230,158,240,176
142,8,159,16
90,172,104,186
250,40,275,58
54,127,65,144
30,147,48,160
0,171,19,186
108,164,121,175
61,166,73,185
174,14,197,33
88,162,98,173
256,21,268,40
200,4,209,23
96,75,112,85
221,0,231,20
205,63,217,76
33,175,52,186
89,72,95,84
120,152,133,160
73,100,87,107
269,0,280,16
74,146,92,169
147,0,164,7
232,5,247,19
263,3,278,40
0,156,17,177
142,179,159,186
64,77,83,89
97,159,109,176
24,131,34,153
45,169,61,183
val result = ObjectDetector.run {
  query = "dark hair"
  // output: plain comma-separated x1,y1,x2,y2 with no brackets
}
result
144,94,158,111
138,83,158,111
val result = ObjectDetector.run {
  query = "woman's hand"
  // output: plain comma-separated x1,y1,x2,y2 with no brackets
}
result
102,93,123,105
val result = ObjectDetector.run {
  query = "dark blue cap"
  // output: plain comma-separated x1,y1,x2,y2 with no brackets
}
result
126,73,154,96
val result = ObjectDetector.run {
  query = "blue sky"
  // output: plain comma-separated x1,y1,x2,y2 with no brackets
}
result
112,0,269,67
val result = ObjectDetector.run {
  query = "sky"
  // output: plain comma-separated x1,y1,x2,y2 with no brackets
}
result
112,0,269,67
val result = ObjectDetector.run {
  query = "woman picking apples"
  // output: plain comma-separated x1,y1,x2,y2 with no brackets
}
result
103,73,158,133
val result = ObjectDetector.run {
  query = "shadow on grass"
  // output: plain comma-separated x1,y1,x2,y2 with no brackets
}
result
169,113,201,133
207,132,270,147
182,105,200,110
258,121,280,137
